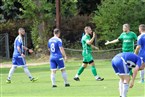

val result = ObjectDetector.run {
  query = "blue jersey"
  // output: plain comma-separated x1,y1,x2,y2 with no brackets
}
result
48,36,63,58
114,52,142,67
13,35,23,57
137,33,145,61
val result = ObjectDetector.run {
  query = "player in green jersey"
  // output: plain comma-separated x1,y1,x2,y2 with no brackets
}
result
105,24,137,52
74,26,104,81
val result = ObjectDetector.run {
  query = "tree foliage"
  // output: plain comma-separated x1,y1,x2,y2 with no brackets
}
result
93,0,145,49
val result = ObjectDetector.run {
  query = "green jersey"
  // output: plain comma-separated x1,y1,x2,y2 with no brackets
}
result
118,31,137,52
81,34,92,54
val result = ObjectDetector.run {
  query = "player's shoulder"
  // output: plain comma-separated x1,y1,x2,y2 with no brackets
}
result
15,35,22,42
129,31,136,35
49,36,62,42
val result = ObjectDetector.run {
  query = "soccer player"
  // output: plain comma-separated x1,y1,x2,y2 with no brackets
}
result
48,28,70,87
134,24,145,83
73,26,104,81
6,28,38,83
112,52,145,97
105,23,137,52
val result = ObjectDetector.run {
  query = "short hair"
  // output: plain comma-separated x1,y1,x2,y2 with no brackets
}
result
18,28,25,33
123,24,130,29
53,28,60,34
84,26,91,31
139,24,145,31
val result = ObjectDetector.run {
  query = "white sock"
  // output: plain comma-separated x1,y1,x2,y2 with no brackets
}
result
122,83,129,97
51,73,56,85
7,65,17,80
75,74,79,78
119,80,123,97
22,65,33,80
95,75,100,79
140,70,144,80
62,71,68,84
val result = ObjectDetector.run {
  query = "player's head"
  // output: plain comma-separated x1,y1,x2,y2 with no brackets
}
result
84,26,92,35
123,24,130,32
139,24,145,33
53,28,60,37
18,28,25,37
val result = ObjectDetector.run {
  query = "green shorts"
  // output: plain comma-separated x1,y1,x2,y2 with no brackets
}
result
82,52,93,63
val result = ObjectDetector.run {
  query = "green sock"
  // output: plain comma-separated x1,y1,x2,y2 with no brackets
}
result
77,66,85,75
129,69,133,76
91,66,97,76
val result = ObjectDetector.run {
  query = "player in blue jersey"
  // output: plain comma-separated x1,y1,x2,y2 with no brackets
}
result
134,24,145,83
6,28,38,83
48,28,70,87
112,52,145,97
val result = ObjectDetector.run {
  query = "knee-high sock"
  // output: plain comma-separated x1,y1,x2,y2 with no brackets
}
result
51,73,56,85
140,70,144,80
76,66,85,76
91,66,97,76
22,65,33,80
7,65,17,80
62,71,68,84
122,83,129,97
119,80,123,97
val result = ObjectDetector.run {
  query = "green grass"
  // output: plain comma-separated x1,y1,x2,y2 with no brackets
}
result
0,60,145,97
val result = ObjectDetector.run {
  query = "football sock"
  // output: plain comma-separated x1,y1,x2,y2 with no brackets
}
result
91,66,97,76
119,80,123,97
51,73,56,85
22,65,33,80
140,70,144,80
62,71,68,84
122,83,129,97
77,66,85,76
129,69,133,76
7,65,17,80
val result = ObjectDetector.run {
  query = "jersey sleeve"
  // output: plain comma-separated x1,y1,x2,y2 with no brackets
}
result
136,57,142,67
133,32,137,40
16,38,22,48
118,33,123,41
137,35,142,46
58,39,63,47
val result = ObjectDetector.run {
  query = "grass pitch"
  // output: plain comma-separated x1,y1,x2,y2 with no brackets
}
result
0,60,144,97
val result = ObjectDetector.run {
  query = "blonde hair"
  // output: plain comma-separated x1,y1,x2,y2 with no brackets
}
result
123,24,130,29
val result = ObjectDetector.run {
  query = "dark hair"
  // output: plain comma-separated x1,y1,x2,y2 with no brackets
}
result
139,24,145,31
53,28,60,34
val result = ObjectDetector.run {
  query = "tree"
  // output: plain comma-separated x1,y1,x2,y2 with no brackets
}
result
93,0,145,49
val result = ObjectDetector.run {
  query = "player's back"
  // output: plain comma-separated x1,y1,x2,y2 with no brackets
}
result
138,34,145,56
48,36,62,58
13,35,23,57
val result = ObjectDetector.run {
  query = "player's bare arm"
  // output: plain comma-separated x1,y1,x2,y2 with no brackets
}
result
130,66,139,88
134,45,141,55
59,47,67,60
105,39,119,45
17,46,25,57
23,46,33,53
86,32,95,45
91,45,99,50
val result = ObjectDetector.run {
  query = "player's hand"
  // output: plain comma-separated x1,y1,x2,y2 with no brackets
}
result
64,56,67,60
105,40,110,45
28,49,33,53
21,53,25,57
129,81,134,88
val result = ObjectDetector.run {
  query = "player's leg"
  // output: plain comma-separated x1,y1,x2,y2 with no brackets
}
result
119,75,130,97
74,63,87,81
88,53,104,81
6,65,17,83
140,70,144,83
58,58,70,87
6,57,18,83
50,58,57,87
118,58,130,97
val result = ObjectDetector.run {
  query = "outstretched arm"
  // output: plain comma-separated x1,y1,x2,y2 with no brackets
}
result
105,39,119,45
